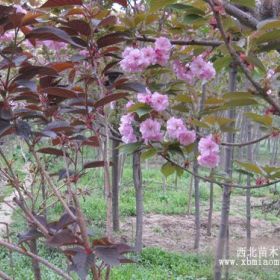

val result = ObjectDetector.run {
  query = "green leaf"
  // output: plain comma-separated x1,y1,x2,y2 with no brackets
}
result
255,30,280,44
149,0,177,12
223,92,258,107
183,14,202,24
175,165,184,177
245,54,265,72
175,94,192,103
168,3,204,15
231,0,255,8
245,112,272,127
257,19,280,31
119,142,142,155
172,104,189,112
214,55,232,72
225,98,258,107
161,162,176,177
141,148,157,160
128,103,152,117
236,161,264,175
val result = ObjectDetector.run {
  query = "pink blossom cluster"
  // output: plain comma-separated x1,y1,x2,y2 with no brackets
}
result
120,37,172,72
0,31,15,42
197,135,220,168
140,118,163,144
166,117,196,146
14,5,27,14
137,89,169,112
173,55,216,84
119,113,137,144
42,40,67,51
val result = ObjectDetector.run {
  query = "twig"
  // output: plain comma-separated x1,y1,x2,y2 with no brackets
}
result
135,36,222,47
207,0,280,114
0,270,12,280
0,240,71,280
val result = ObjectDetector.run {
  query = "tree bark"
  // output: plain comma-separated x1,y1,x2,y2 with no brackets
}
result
29,238,42,280
207,182,214,236
214,64,237,280
112,138,120,232
193,153,200,250
246,121,253,251
133,151,143,253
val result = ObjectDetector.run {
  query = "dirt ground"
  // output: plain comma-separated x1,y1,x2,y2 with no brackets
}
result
120,196,280,254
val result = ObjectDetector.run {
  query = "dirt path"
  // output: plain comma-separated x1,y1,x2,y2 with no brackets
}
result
120,195,280,253
0,163,32,236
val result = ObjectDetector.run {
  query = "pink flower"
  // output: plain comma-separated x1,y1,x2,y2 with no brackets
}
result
137,89,153,105
198,61,216,81
154,37,172,66
151,92,169,112
141,47,156,67
190,55,216,81
198,135,219,156
166,117,186,139
119,114,137,143
0,31,15,42
155,37,172,52
79,50,89,57
14,5,27,14
178,129,196,146
190,55,206,76
198,152,220,168
140,118,163,144
172,60,194,84
42,40,67,51
120,48,145,72
125,101,134,109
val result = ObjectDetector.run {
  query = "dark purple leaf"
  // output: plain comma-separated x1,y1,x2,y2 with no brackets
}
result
93,92,128,108
41,0,83,8
97,32,128,49
26,26,84,48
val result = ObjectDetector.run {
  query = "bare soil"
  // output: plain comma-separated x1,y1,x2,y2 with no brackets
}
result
120,196,280,254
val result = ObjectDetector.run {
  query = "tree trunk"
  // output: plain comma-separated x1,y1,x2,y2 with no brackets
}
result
112,138,120,232
187,175,193,215
133,151,143,253
214,64,237,280
246,121,253,251
207,182,214,236
29,238,41,280
193,153,200,250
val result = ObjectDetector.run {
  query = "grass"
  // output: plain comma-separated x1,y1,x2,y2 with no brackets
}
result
0,155,280,279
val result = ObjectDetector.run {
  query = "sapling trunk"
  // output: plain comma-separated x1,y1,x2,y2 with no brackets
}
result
112,138,120,231
29,238,41,280
193,153,200,250
133,150,143,253
214,64,237,280
207,182,214,236
246,121,253,251
187,175,193,215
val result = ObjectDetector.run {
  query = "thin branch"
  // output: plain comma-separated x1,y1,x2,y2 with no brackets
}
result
135,36,222,47
0,270,12,280
223,1,258,29
160,153,280,190
0,240,72,280
207,0,280,114
221,133,271,147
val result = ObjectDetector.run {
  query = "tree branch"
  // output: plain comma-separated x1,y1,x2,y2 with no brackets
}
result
0,240,72,280
223,1,258,29
135,36,222,47
207,0,280,115
160,153,280,190
221,133,271,147
0,270,12,280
